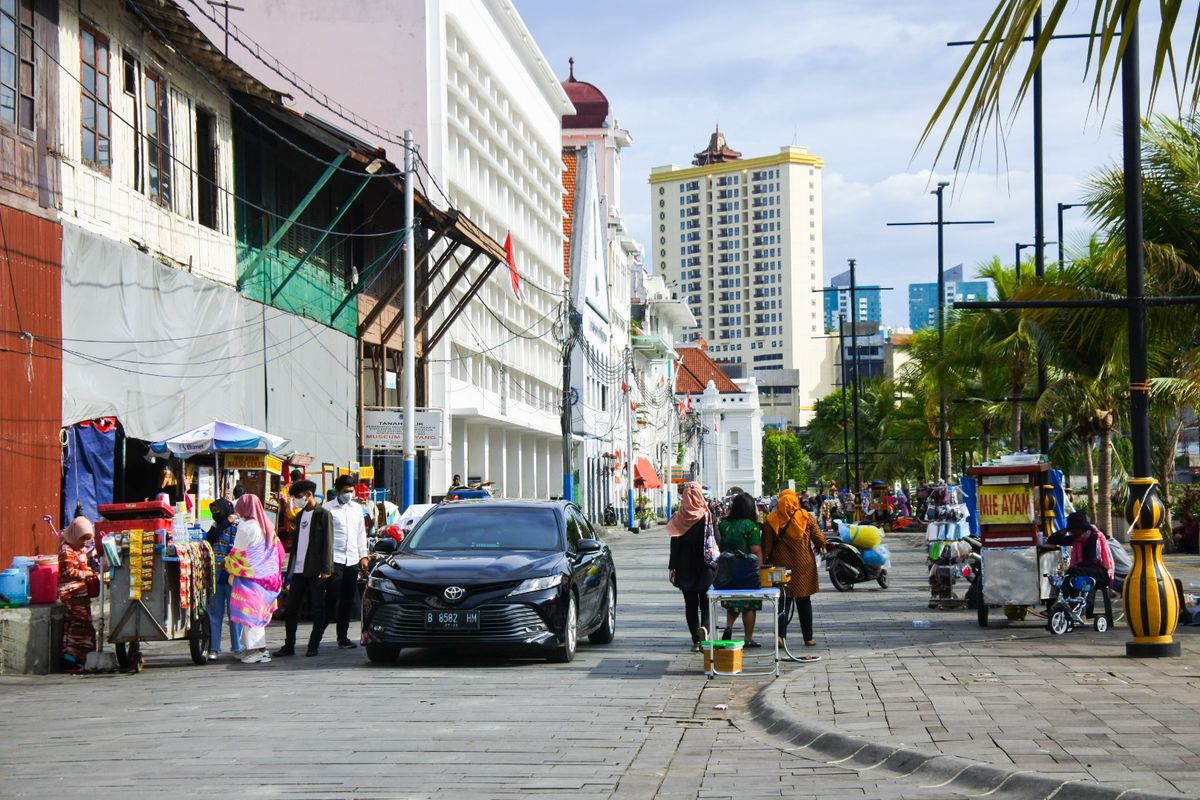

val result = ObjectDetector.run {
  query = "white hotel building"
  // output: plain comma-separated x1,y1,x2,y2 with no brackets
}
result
197,0,573,499
649,130,829,426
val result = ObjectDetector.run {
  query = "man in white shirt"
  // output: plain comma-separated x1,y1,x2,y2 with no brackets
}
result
324,474,370,649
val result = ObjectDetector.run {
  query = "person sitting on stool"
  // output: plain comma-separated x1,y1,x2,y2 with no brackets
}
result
1048,511,1114,627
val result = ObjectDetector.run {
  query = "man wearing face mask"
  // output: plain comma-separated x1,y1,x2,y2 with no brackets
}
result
276,480,334,658
323,474,370,649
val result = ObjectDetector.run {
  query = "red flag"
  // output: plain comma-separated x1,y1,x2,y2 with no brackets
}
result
504,232,520,299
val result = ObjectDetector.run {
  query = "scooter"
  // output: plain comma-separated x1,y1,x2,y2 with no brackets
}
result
825,539,889,591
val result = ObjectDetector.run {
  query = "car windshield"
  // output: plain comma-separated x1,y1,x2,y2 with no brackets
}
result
404,506,562,552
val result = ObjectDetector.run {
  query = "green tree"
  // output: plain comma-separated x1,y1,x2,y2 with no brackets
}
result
922,2,1200,170
762,428,809,494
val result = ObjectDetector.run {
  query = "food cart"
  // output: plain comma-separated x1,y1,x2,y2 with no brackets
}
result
150,420,290,525
96,500,213,671
967,459,1062,627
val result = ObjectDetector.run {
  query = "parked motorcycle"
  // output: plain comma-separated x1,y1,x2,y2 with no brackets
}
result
825,539,889,591
602,504,617,526
928,537,981,608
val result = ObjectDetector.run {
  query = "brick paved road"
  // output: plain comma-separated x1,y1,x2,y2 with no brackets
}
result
0,526,978,800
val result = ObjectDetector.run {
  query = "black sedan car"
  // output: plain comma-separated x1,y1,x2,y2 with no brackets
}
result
361,500,616,664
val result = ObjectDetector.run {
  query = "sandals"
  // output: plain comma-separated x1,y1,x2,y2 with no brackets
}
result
745,640,763,648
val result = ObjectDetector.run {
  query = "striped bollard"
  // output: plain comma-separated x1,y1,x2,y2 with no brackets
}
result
1123,478,1181,657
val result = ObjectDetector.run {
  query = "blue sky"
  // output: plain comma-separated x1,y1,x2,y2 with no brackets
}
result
521,1,1182,326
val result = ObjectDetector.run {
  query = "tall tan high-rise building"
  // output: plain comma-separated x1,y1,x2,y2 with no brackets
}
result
649,130,827,426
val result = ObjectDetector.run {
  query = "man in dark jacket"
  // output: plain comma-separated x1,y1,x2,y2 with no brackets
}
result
276,480,334,658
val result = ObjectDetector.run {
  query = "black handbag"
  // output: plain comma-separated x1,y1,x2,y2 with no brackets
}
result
713,551,761,590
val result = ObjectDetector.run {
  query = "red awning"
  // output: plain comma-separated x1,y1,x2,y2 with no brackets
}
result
634,457,662,489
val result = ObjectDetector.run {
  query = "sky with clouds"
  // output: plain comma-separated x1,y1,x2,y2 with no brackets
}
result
521,1,1183,326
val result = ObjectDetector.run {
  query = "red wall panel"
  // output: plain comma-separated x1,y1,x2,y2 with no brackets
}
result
0,204,62,567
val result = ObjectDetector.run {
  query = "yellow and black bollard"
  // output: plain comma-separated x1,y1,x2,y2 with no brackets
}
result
1122,478,1181,657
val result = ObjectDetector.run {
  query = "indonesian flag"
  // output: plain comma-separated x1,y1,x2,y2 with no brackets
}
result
504,232,520,299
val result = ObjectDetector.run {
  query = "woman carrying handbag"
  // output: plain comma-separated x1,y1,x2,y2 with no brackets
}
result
667,482,717,652
763,489,826,648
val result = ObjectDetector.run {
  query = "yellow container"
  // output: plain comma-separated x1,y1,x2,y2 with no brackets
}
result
760,566,791,586
702,643,744,674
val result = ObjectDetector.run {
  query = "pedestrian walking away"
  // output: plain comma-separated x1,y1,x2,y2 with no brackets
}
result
276,480,334,658
718,492,764,647
58,516,98,673
324,474,369,649
667,481,716,652
763,489,826,648
205,498,243,660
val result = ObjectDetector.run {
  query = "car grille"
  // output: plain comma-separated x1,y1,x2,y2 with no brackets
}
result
371,603,549,641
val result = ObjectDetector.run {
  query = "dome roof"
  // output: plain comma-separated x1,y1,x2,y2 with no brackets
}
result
562,58,609,129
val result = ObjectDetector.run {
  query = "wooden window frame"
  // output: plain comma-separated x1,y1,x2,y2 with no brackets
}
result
144,67,171,208
79,21,110,173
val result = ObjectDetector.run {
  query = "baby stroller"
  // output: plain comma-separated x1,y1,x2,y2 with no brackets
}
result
1047,574,1108,634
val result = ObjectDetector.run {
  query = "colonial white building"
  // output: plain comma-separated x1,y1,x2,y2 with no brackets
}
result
675,342,764,499
561,61,638,522
202,0,574,500
650,130,828,426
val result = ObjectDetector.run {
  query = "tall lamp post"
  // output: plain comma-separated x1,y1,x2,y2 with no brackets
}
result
887,188,994,481
1057,202,1081,269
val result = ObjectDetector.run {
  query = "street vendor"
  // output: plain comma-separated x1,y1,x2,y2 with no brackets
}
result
1047,511,1114,626
59,516,98,672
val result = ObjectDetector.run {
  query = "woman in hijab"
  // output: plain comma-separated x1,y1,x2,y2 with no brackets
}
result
718,492,765,647
763,489,826,648
667,482,715,651
58,516,98,672
225,494,284,664
205,499,243,660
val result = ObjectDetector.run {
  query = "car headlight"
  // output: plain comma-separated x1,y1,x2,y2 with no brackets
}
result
507,574,564,596
367,575,400,595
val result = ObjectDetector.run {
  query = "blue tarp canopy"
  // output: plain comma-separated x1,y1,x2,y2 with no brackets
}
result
150,420,289,458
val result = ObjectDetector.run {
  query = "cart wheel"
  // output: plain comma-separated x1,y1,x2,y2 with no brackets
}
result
1093,615,1109,633
189,616,211,665
876,570,890,590
1048,609,1070,635
115,641,141,671
977,603,989,628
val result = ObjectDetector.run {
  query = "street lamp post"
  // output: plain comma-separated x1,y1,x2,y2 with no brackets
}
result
887,190,993,482
1057,202,1081,269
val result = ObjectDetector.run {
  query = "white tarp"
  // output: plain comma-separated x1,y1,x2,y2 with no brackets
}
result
61,224,356,465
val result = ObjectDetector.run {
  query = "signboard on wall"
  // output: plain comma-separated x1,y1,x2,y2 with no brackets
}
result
363,409,444,450
977,484,1035,525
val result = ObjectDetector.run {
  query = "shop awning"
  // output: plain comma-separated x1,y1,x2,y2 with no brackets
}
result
634,457,662,490
150,420,290,458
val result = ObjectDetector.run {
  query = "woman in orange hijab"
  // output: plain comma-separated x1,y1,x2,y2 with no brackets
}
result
667,482,715,651
763,489,826,647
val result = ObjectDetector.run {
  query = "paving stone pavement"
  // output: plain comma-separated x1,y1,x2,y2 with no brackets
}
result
2,523,1195,799
760,530,1200,799
0,524,985,800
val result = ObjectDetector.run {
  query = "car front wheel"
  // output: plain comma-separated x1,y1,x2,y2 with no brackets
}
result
366,643,400,663
549,593,578,663
588,580,616,645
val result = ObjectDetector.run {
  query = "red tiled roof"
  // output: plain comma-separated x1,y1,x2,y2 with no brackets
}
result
562,149,578,276
675,344,741,394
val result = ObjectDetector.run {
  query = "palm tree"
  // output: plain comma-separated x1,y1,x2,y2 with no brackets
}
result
921,2,1200,170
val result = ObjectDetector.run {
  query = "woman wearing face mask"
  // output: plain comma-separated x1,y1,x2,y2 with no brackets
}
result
205,499,243,660
225,494,286,664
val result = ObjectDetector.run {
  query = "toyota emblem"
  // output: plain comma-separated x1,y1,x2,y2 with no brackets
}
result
443,586,466,602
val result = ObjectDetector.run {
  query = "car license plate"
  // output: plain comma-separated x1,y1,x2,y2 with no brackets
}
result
424,610,481,630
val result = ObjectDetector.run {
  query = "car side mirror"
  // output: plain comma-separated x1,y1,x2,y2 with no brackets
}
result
373,538,398,555
576,539,603,555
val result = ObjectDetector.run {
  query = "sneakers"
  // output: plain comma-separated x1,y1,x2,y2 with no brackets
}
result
207,650,218,662
305,647,319,657
241,650,271,664
273,646,295,658
337,640,358,649
697,626,709,643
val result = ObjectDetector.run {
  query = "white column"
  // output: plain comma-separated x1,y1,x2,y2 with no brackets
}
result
489,427,506,498
466,421,488,485
537,439,552,499
521,434,538,499
451,416,468,481
506,430,522,498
